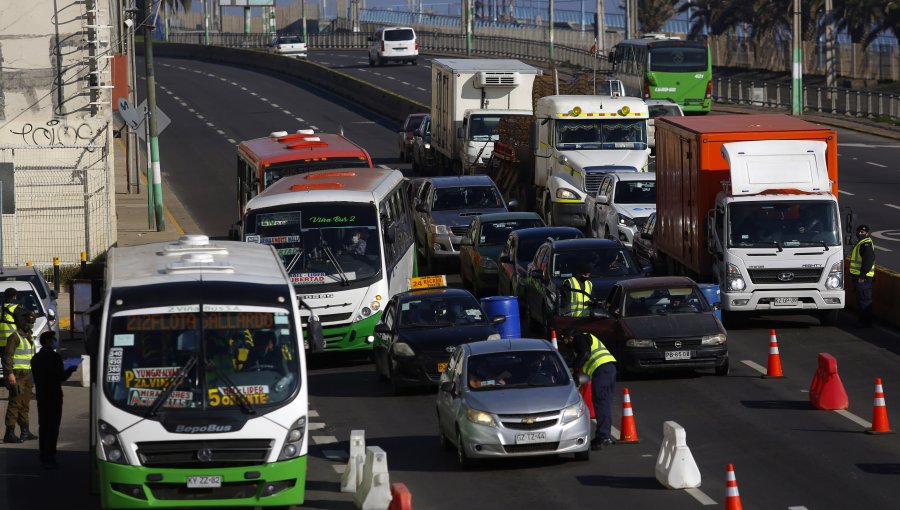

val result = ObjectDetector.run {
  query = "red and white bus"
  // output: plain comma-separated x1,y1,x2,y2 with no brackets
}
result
237,130,373,215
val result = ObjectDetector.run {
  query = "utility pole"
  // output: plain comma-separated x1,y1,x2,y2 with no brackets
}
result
549,0,555,61
595,0,604,55
824,0,835,89
203,0,210,45
624,0,632,39
791,0,802,115
302,0,307,42
464,0,473,56
143,13,165,231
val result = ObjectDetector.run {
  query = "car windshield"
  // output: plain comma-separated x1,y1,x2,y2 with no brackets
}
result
432,186,503,211
467,351,568,390
102,306,300,413
384,29,414,41
1,275,48,299
649,45,708,72
398,295,488,328
623,286,708,317
405,116,425,132
648,105,682,117
262,159,370,189
6,290,45,317
468,114,503,142
728,201,840,248
614,180,656,204
479,219,544,246
552,248,639,278
556,119,647,150
244,203,381,287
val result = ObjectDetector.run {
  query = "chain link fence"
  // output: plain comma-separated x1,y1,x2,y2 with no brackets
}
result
0,145,112,268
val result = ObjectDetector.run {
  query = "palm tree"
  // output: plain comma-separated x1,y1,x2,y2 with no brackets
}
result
638,0,678,34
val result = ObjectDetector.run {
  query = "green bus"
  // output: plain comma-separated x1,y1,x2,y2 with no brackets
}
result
608,37,712,114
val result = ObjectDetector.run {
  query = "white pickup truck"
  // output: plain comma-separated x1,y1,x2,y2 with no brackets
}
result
268,35,307,58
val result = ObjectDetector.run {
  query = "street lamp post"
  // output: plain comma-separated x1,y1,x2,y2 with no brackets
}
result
791,0,803,115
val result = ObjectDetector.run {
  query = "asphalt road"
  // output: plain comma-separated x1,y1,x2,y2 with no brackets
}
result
120,56,900,509
308,50,432,105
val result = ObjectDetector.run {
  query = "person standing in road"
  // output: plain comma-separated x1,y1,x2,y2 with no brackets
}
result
561,328,617,450
849,224,876,327
561,263,593,317
0,288,20,383
30,331,76,468
3,310,38,443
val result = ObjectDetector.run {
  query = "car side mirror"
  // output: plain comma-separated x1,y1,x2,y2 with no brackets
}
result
456,127,464,139
374,323,391,335
640,232,653,241
49,289,58,300
440,381,456,394
576,372,590,387
415,203,427,213
591,308,612,320
48,309,56,320
460,237,473,246
499,255,511,264
596,196,609,205
507,198,519,209
491,315,506,325
306,316,326,353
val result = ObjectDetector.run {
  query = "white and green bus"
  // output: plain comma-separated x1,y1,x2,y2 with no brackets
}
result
91,235,323,508
241,168,416,351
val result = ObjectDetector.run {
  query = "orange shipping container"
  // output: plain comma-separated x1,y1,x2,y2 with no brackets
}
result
654,114,838,278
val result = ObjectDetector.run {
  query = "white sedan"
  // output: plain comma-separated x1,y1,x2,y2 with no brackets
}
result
268,35,307,58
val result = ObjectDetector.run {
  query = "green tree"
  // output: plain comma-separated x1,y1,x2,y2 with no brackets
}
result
638,0,678,33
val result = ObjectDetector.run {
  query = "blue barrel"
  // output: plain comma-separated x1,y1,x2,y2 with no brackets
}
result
480,296,521,339
698,283,722,322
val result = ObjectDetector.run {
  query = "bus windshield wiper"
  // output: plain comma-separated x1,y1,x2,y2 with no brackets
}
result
146,354,199,417
206,361,257,415
284,247,304,274
320,241,349,286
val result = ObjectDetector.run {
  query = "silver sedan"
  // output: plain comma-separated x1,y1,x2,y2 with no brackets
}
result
436,338,592,468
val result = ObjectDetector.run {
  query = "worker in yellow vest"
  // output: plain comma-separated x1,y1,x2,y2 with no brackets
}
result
3,310,38,443
561,263,593,317
561,328,617,451
0,288,19,383
849,224,876,328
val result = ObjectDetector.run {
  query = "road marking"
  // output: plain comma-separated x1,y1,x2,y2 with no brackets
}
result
207,73,215,77
173,96,180,100
354,121,376,124
219,77,227,81
260,97,269,102
835,409,871,429
378,164,391,169
250,92,258,96
188,108,195,113
205,122,214,127
227,138,236,144
401,81,410,86
179,102,187,107
197,114,205,119
216,129,225,135
312,435,337,445
741,359,767,375
323,450,348,460
788,507,811,510
373,72,382,76
308,422,325,430
874,245,893,252
231,81,238,85
241,86,248,90
310,125,319,130
838,190,854,196
416,86,426,91
271,103,280,108
866,161,887,168
387,76,396,80
885,203,900,210
333,465,346,474
177,66,185,70
685,488,717,506
309,410,319,418
283,110,292,115
295,117,305,123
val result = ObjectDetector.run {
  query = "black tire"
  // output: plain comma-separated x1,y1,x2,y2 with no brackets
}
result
368,55,374,67
456,430,474,469
574,448,591,462
374,352,388,381
378,57,386,66
389,360,407,396
715,357,730,377
411,58,418,65
438,411,453,451
818,309,839,326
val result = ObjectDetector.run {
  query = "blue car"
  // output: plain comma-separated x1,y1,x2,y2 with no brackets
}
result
497,226,584,304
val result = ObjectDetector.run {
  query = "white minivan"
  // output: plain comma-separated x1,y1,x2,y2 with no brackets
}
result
368,27,418,66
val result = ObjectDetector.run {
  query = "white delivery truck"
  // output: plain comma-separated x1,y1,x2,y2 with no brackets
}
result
430,59,541,175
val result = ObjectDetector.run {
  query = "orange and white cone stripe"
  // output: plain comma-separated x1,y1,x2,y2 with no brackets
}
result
765,329,784,378
725,464,743,510
618,388,639,443
551,329,559,350
867,378,892,434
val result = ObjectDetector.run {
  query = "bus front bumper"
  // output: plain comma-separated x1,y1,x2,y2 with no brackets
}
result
99,455,306,509
316,311,382,351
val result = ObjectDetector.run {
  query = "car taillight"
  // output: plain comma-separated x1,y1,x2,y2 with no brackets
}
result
381,41,384,52
415,41,419,50
705,80,712,99
644,83,650,98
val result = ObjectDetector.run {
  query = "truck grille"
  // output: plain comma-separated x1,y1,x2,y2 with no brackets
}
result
583,167,636,195
503,442,560,453
655,337,702,349
316,312,352,324
137,439,272,468
449,226,469,237
498,410,560,431
748,268,823,284
146,481,265,501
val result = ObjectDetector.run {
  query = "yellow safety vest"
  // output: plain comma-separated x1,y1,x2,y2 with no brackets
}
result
0,303,18,349
849,237,875,277
10,330,35,371
581,334,616,377
565,277,592,317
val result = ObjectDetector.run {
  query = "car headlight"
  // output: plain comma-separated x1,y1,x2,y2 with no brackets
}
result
487,333,501,340
625,338,655,348
424,143,431,149
556,188,578,200
826,260,843,289
393,342,415,357
560,401,585,425
98,420,127,465
618,214,635,227
701,333,726,345
479,256,498,270
466,408,497,427
278,417,307,460
431,224,449,235
726,263,746,292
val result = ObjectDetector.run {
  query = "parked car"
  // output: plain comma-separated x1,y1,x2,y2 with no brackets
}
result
372,285,503,394
0,266,58,329
436,338,592,468
413,176,511,271
497,227,583,307
646,99,684,149
267,34,307,58
410,115,434,174
398,113,429,163
368,26,418,66
522,238,646,336
587,172,656,246
631,212,663,275
555,276,729,377
458,212,545,297
0,280,58,381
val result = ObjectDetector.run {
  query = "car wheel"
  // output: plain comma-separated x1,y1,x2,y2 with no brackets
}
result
715,357,730,377
412,59,418,65
573,448,590,462
368,55,374,66
378,57,386,66
456,429,474,469
389,358,406,395
374,352,388,381
438,411,452,451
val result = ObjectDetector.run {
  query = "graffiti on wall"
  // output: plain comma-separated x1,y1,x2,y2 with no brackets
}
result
8,119,100,146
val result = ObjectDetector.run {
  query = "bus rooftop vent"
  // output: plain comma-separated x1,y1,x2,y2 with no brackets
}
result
164,235,229,256
166,253,235,274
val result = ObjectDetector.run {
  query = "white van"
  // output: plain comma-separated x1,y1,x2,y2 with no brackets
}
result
368,27,418,66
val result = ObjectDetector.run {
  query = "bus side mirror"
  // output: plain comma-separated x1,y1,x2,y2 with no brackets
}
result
307,316,326,353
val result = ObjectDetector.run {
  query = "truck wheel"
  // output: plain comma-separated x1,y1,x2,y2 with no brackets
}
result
818,309,839,326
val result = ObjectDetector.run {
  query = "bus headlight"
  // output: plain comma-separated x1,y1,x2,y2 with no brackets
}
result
98,420,127,465
370,300,381,311
556,188,578,200
826,261,843,289
726,263,746,292
360,307,372,317
278,417,307,460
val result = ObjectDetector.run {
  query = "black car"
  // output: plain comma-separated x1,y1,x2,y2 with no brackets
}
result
631,212,663,275
372,288,504,393
497,226,583,305
522,238,646,336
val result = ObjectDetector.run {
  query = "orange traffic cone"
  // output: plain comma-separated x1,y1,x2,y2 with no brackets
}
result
550,329,559,350
725,464,743,510
618,388,639,443
764,329,784,378
866,378,893,434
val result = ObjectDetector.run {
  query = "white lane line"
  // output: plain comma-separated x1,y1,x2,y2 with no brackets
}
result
387,76,396,80
205,122,214,127
295,117,305,122
741,359,767,375
838,190,854,196
416,87,426,91
308,422,326,430
323,450,348,460
250,92,258,96
282,110,292,115
310,125,319,130
309,410,319,418
874,245,893,252
241,86,248,91
177,66,186,70
333,465,346,474
378,164,392,169
227,138,237,144
835,409,871,429
179,102,187,107
197,114,205,119
260,97,269,102
866,161,887,168
216,129,225,135
207,73,215,77
885,203,900,210
231,81,238,85
173,96,180,100
373,72,382,76
219,77,227,81
312,435,338,445
685,488,717,506
188,108,195,113
271,103,280,108
788,507,811,510
358,68,368,72
401,81,411,86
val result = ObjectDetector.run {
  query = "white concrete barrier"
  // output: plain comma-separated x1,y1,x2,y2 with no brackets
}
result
354,446,392,510
80,354,90,388
655,420,701,489
341,429,366,493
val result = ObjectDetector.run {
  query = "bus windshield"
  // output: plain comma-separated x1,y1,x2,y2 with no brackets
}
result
244,202,381,287
103,306,300,414
556,119,647,150
649,46,708,73
263,158,371,188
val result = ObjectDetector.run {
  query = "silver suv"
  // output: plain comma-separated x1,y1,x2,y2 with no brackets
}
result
368,27,418,66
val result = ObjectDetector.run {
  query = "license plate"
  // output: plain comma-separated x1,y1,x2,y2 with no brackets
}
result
515,432,547,444
437,362,448,373
665,350,691,361
774,297,799,305
187,475,222,489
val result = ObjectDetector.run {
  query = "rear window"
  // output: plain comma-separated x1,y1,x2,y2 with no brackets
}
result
384,29,415,41
648,105,682,118
277,36,302,44
405,116,425,131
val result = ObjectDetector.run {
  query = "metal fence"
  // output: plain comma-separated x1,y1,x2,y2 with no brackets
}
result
0,145,112,268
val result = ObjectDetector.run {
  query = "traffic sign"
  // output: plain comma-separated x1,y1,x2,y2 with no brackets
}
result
117,98,143,130
135,99,171,141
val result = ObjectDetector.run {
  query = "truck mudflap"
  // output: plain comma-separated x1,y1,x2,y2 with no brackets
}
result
721,289,844,311
549,201,588,229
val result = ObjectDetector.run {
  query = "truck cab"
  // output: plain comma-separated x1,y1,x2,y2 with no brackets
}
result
533,95,651,229
460,109,532,169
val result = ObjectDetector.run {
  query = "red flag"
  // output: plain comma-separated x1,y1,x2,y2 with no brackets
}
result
589,38,597,56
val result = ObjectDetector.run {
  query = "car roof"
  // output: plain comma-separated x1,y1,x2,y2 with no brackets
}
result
548,239,624,250
618,276,697,289
396,287,476,300
428,175,497,188
0,267,42,277
476,212,542,223
465,338,553,356
513,226,582,239
611,172,657,182
1,280,41,293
